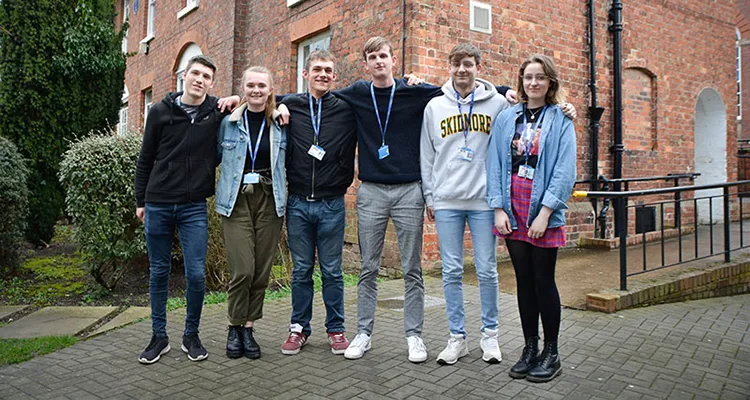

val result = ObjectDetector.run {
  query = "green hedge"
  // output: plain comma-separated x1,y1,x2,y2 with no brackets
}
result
59,132,144,289
0,136,30,271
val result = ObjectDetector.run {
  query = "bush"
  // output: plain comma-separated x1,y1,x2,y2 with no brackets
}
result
0,0,126,245
0,136,30,271
59,131,144,289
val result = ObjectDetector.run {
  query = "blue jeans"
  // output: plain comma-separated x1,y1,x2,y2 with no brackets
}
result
287,195,346,336
144,201,208,338
434,209,499,336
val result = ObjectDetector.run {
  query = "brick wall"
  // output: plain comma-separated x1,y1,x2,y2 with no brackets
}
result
120,0,739,272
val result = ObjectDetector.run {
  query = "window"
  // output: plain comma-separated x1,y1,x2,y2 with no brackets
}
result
144,89,153,126
469,1,491,34
121,0,129,53
118,86,129,135
146,0,156,39
738,28,742,120
175,43,203,92
296,31,331,93
178,0,199,19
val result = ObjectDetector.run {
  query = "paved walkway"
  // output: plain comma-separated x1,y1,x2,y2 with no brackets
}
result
1,277,749,399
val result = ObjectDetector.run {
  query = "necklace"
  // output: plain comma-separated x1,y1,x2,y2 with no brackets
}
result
527,107,543,120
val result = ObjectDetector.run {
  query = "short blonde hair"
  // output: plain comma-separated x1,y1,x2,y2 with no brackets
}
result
362,36,394,60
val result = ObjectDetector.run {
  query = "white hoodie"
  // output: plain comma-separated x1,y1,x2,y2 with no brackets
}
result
420,78,510,210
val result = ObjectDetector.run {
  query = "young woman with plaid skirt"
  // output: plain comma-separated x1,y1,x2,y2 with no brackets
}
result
486,54,576,383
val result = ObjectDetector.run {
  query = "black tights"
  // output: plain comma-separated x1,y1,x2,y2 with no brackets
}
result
505,239,561,342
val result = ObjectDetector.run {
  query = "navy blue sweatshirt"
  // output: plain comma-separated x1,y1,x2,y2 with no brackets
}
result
334,79,509,184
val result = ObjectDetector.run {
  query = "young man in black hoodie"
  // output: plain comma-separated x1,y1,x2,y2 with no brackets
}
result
135,55,227,364
279,50,357,356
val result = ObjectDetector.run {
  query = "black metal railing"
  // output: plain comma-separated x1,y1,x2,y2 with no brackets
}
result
574,173,700,239
574,180,750,290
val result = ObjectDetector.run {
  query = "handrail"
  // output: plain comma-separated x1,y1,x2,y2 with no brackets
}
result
574,180,750,199
575,173,699,186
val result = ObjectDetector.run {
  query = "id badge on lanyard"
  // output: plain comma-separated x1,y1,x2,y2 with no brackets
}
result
371,83,395,160
455,89,475,162
308,94,326,161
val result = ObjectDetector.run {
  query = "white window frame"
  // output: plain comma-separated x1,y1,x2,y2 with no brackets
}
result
469,1,492,34
296,31,331,93
141,0,156,43
144,89,153,126
177,0,199,19
121,0,129,53
287,0,304,7
175,43,203,92
737,28,742,121
118,86,129,135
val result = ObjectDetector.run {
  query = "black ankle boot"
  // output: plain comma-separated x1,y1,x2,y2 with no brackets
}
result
241,327,261,359
508,336,539,379
226,325,243,359
526,341,561,383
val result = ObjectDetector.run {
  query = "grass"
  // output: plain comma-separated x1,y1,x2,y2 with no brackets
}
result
0,336,78,366
1,254,87,305
165,271,361,310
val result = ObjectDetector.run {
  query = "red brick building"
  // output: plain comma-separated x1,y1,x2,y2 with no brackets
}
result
116,0,738,269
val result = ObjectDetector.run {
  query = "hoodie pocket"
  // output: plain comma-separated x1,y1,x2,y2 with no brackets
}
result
189,159,213,192
434,158,488,202
157,161,187,193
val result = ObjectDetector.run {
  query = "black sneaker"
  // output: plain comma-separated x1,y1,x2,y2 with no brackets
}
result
138,335,171,364
181,333,208,362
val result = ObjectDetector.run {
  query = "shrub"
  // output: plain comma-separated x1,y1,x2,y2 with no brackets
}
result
59,131,145,289
0,136,30,271
0,0,126,245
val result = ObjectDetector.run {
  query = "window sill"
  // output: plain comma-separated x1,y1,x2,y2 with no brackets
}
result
140,35,155,44
177,3,199,19
287,0,304,7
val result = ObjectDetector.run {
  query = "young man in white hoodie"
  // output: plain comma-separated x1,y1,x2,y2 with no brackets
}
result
420,43,510,365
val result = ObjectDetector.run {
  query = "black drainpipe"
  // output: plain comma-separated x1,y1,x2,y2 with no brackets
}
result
609,0,624,236
589,0,606,237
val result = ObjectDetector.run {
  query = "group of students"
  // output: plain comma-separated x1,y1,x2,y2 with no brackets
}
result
133,35,576,384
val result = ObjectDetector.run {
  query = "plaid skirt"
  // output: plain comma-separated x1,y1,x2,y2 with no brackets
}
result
500,173,566,248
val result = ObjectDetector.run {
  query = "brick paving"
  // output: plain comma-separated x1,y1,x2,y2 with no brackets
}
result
1,277,748,399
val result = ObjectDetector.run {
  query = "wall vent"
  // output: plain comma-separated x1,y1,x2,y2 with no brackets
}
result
470,1,492,34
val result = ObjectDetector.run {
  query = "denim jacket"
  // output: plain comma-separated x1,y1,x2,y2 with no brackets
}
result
486,103,576,230
215,104,287,218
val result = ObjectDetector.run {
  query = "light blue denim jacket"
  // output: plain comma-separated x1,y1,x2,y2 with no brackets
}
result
215,104,287,218
486,103,576,230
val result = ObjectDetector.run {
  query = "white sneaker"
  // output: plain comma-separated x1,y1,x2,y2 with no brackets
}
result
480,328,503,364
344,333,371,360
406,335,428,363
437,334,469,365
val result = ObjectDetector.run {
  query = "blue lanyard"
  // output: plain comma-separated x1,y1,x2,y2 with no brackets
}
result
308,93,322,145
244,109,266,172
521,104,546,165
455,88,475,146
370,82,396,146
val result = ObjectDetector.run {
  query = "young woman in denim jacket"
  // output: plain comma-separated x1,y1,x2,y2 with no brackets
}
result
215,66,287,360
486,54,576,383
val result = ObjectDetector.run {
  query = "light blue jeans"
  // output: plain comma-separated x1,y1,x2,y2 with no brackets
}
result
434,209,499,336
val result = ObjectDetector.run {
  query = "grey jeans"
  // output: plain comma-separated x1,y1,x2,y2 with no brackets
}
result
356,181,425,337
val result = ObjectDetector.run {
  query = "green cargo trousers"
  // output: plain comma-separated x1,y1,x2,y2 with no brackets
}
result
222,182,283,326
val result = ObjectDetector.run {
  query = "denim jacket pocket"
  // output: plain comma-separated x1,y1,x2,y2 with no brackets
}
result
221,140,238,151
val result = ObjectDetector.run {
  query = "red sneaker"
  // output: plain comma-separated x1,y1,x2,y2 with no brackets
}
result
281,332,308,355
328,332,349,355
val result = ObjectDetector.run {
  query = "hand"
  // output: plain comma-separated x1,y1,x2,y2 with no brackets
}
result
426,206,435,222
404,74,424,86
277,104,290,125
528,206,552,239
136,207,145,223
505,90,519,104
218,95,241,112
494,209,512,235
561,102,577,119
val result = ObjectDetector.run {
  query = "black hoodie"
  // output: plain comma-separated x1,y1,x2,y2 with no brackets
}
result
135,92,227,207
